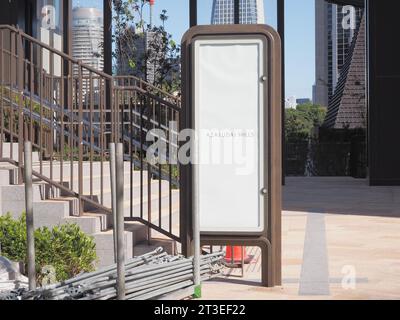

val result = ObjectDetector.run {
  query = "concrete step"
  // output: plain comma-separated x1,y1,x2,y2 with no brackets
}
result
80,220,149,268
0,160,178,270
0,168,12,186
32,161,138,175
133,238,176,257
83,212,113,231
28,163,172,197
84,179,172,208
2,199,70,230
32,200,71,229
124,222,149,248
1,142,40,162
92,230,133,268
147,207,180,237
0,183,48,215
59,174,164,201
126,190,180,217
31,161,174,189
63,215,102,234
51,197,80,216
34,165,149,185
77,189,179,231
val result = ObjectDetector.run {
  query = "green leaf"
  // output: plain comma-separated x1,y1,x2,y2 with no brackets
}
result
0,214,97,285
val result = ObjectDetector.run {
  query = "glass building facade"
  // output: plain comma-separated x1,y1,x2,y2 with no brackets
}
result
211,0,265,25
72,7,104,72
327,3,363,98
314,1,363,106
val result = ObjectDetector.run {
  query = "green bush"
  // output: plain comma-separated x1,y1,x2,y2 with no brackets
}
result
0,213,97,285
0,214,27,262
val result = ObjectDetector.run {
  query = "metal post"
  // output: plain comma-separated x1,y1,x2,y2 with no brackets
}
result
104,0,112,76
115,143,125,300
193,162,201,298
234,0,240,24
190,0,197,27
109,143,118,263
17,31,24,184
278,0,286,185
77,61,84,215
24,141,36,290
104,0,112,134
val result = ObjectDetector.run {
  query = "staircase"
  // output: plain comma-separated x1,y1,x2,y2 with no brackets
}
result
0,25,182,267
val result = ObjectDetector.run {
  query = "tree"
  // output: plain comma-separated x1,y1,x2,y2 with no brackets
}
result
285,103,327,141
112,0,181,91
160,9,168,28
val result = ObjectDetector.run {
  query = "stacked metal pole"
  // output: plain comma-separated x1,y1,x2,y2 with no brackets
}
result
11,248,224,301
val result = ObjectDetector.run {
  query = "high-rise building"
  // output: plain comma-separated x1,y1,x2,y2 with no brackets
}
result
285,96,297,109
116,1,169,85
313,0,366,129
72,7,104,73
313,1,363,107
324,13,366,129
116,28,163,85
211,0,265,25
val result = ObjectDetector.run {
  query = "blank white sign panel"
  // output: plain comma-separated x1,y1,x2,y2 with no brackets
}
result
194,38,265,233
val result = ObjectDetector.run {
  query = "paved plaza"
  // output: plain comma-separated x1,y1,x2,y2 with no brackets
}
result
202,177,400,300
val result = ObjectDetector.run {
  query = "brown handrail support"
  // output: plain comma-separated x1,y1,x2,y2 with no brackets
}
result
0,24,182,246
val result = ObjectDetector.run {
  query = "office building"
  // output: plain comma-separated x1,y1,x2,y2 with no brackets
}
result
72,7,104,73
285,96,297,109
211,0,265,25
324,12,366,129
116,28,163,85
313,1,363,107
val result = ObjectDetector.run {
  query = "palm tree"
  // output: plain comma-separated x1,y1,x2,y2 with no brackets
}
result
160,9,168,29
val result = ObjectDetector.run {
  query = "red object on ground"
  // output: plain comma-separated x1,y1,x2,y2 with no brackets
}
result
225,246,251,264
149,0,155,5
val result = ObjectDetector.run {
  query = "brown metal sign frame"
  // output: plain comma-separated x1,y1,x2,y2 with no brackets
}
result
180,25,282,287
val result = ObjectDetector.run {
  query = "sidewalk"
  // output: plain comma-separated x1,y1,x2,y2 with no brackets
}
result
202,177,400,300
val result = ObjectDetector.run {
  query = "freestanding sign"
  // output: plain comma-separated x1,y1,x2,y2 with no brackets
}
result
181,25,282,287
194,37,266,235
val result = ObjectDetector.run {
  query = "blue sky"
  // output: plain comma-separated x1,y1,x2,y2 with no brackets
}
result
76,0,315,99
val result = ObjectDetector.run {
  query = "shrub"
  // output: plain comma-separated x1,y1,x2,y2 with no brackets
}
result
0,213,97,285
0,214,27,262
285,103,327,141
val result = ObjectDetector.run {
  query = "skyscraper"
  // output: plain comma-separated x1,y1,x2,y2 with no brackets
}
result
116,28,163,85
313,0,366,129
72,7,104,73
211,0,265,25
313,1,363,107
324,12,366,129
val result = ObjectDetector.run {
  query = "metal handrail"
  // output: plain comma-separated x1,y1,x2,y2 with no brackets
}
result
0,25,112,79
0,25,181,105
113,76,181,105
0,25,181,243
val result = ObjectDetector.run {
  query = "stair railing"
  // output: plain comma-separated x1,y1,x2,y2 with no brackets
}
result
0,25,181,243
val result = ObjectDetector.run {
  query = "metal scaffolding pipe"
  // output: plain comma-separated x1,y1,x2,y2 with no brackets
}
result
24,141,36,290
13,250,224,301
109,143,117,263
115,143,126,299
